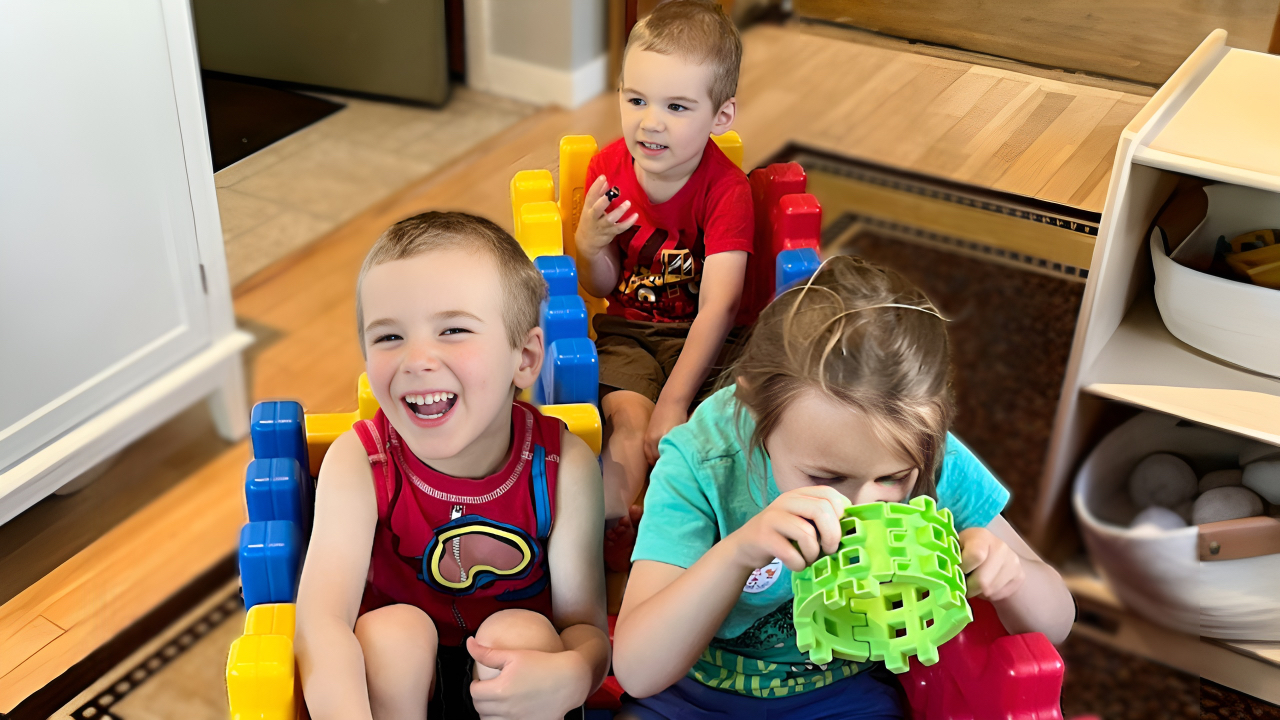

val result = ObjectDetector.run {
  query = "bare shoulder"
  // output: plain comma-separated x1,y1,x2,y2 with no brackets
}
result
552,424,603,526
557,425,599,489
316,429,376,497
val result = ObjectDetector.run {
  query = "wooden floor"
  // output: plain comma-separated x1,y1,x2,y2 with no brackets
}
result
0,23,1150,713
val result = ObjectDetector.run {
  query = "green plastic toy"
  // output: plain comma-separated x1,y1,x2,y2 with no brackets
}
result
792,495,971,673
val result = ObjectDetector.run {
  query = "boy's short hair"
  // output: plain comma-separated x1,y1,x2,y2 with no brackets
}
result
625,0,742,109
356,211,547,350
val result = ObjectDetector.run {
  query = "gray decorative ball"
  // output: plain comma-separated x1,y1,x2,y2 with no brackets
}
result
1192,486,1263,525
1198,469,1243,494
1128,453,1197,510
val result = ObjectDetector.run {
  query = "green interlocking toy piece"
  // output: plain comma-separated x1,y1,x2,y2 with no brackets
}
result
792,496,971,673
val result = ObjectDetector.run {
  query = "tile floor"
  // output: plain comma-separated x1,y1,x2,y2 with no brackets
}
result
215,87,537,287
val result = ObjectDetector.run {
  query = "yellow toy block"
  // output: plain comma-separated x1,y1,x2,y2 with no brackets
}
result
304,373,381,476
558,135,598,264
511,169,555,239
712,131,743,169
244,603,296,639
519,201,564,259
227,634,296,720
540,403,602,455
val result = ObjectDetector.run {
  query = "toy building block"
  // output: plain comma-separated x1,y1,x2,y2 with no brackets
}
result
900,598,1066,720
559,135,598,263
776,247,822,295
251,401,310,477
539,403,602,454
711,130,744,169
304,374,380,476
244,603,297,639
540,294,589,350
245,458,311,533
542,337,599,407
518,201,564,259
227,633,296,720
511,169,555,239
240,520,303,609
535,255,579,297
793,496,971,673
773,193,822,251
744,162,809,316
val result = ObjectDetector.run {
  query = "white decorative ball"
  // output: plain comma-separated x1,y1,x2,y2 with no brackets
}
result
1242,460,1280,504
1128,453,1197,510
1192,486,1264,525
1129,506,1188,531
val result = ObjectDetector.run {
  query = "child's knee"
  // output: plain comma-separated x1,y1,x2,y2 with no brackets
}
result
474,609,563,653
354,603,438,659
603,391,655,433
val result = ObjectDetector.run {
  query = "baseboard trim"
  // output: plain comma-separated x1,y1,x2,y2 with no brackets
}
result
483,53,608,109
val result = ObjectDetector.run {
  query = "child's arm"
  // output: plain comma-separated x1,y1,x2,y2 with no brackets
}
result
643,250,747,463
959,516,1074,644
467,429,611,715
576,175,637,298
614,485,849,697
294,431,380,720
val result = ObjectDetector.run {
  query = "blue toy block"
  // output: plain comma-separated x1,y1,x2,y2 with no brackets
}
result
541,338,599,406
539,295,588,350
250,401,310,477
776,247,822,296
239,520,302,609
535,255,578,297
244,457,311,532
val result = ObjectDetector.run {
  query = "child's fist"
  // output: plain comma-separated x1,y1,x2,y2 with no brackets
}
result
958,527,1025,602
576,175,638,257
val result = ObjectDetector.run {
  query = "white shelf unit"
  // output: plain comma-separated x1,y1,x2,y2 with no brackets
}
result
1038,30,1280,692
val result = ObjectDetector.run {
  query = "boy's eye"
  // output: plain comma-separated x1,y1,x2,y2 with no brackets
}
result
667,103,687,112
628,97,645,106
441,327,471,336
372,333,402,344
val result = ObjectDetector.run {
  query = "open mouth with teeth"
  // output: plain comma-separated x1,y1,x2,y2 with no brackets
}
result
403,391,458,420
637,140,668,154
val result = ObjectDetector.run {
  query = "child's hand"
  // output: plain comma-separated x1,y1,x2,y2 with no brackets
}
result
467,639,590,720
643,398,687,465
958,527,1026,602
576,175,638,259
727,487,851,573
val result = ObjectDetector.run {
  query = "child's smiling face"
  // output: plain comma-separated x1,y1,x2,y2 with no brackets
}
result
766,388,919,506
360,248,542,474
619,48,735,184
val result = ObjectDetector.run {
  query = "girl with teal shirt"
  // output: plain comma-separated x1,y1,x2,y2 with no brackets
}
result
611,256,1074,719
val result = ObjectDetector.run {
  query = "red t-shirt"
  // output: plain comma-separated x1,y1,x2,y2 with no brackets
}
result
586,137,755,324
352,402,561,647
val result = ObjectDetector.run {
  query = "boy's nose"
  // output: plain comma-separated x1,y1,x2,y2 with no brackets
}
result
403,341,442,372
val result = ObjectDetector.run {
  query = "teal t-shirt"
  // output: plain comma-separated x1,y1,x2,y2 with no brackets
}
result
631,386,1010,698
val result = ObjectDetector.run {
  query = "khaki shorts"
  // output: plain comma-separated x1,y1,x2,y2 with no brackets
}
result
594,314,746,406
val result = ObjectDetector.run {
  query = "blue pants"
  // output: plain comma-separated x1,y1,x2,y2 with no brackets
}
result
620,671,904,720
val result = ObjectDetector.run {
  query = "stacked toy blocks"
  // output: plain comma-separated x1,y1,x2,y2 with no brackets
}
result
792,496,972,673
746,161,823,299
509,136,605,450
900,598,1068,720
227,604,299,720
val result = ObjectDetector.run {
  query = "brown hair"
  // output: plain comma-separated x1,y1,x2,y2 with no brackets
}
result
355,211,546,350
625,0,742,110
728,255,954,499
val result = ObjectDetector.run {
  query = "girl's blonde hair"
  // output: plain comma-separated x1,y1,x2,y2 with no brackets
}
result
729,255,954,499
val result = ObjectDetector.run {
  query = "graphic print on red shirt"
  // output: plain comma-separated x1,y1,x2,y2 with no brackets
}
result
586,137,754,324
352,402,562,646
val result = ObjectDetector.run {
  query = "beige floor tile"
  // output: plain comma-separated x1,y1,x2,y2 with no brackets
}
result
216,188,287,240
306,97,451,154
224,211,337,286
229,140,434,223
214,123,325,189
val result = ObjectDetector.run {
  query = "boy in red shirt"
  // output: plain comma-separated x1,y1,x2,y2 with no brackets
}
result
576,0,756,527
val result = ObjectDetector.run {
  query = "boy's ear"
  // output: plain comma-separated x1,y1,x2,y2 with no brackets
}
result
513,326,545,390
712,97,737,135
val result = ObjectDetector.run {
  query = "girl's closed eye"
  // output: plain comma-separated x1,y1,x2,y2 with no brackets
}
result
876,469,916,486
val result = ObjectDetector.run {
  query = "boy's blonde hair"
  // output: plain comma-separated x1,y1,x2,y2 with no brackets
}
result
728,255,954,499
355,212,547,350
626,0,742,109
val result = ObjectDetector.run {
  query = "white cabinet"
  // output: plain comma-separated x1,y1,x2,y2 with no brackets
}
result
1038,30,1280,700
0,0,252,525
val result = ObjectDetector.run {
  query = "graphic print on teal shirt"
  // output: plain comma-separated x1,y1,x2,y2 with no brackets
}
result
631,385,1011,697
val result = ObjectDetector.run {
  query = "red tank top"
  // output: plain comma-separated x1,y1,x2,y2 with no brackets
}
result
352,401,562,646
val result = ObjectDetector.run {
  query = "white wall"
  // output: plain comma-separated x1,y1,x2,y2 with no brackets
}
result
465,0,608,108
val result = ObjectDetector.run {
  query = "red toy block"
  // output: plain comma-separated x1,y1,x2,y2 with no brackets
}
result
900,598,1065,720
743,162,809,322
773,193,822,252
